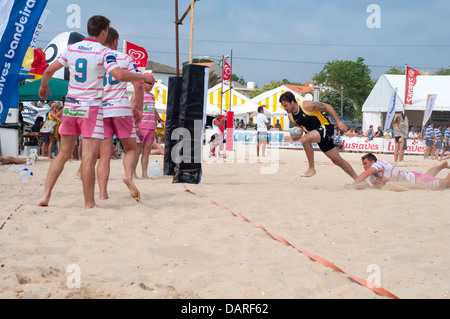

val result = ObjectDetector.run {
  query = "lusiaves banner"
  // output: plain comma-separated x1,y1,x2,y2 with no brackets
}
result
0,0,48,123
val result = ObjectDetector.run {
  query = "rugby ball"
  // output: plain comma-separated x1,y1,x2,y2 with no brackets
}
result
289,126,303,138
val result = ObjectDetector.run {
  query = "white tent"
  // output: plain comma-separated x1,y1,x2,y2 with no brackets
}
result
362,74,450,132
251,85,305,130
232,102,272,117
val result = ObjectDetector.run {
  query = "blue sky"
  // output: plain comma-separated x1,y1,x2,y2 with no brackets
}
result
39,0,450,87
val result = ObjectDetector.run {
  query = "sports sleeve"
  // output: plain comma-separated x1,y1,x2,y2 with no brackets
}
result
371,162,384,173
126,55,140,73
57,47,70,68
102,48,119,73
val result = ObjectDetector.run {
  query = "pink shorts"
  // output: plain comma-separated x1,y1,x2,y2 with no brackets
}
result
103,116,136,139
137,127,155,143
59,105,104,139
411,171,440,189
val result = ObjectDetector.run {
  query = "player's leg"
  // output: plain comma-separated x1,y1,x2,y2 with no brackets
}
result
425,160,449,177
121,137,140,201
299,130,321,177
38,135,77,206
97,137,113,200
324,147,358,180
79,137,102,209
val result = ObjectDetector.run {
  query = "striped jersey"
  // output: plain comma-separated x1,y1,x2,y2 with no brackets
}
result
444,128,450,144
425,125,435,141
369,160,414,185
140,91,156,130
58,38,119,107
434,128,442,142
102,50,140,118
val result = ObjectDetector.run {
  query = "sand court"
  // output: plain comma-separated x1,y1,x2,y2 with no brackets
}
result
0,149,449,299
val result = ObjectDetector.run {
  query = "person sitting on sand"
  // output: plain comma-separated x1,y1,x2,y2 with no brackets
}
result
345,152,450,190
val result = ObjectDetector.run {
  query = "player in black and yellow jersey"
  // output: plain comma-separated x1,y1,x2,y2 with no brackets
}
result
279,91,358,180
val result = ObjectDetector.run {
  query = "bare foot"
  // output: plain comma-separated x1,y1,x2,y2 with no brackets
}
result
123,178,141,202
442,161,449,169
38,193,50,206
99,194,109,200
301,169,316,177
85,203,102,209
38,200,48,207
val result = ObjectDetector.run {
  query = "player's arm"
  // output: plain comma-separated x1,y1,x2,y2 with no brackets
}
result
131,81,144,125
39,60,64,100
345,167,377,188
305,100,347,132
155,110,165,129
109,67,155,84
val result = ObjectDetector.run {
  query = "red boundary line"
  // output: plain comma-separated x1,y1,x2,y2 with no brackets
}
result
184,186,399,299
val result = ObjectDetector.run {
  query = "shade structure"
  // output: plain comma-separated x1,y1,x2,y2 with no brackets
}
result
19,78,69,101
232,102,272,117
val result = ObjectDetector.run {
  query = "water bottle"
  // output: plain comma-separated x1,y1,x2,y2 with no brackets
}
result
19,168,33,183
9,164,27,173
148,160,162,178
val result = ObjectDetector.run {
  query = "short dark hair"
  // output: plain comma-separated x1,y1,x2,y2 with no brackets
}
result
104,26,118,46
257,105,264,113
87,15,110,37
361,153,377,162
279,91,296,103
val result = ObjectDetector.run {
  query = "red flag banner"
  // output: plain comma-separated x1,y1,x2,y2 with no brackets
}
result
126,41,148,68
405,66,420,105
223,61,231,81
30,48,47,75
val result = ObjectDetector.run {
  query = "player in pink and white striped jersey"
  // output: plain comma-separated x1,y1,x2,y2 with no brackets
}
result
346,153,450,190
131,79,164,179
38,15,155,209
97,27,145,202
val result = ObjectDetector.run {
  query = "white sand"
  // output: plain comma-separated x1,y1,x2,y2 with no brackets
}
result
0,149,449,299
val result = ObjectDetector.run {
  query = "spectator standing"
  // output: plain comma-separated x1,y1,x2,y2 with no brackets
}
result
255,106,270,157
424,123,435,159
392,112,408,162
434,124,443,160
440,124,450,160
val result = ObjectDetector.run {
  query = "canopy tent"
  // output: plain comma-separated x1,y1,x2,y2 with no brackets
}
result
207,83,253,114
362,74,450,132
251,85,306,130
19,78,68,101
232,102,272,117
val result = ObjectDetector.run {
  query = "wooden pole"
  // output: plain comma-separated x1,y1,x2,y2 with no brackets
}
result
229,49,233,112
189,0,195,64
175,0,180,76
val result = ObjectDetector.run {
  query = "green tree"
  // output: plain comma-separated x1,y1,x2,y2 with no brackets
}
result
319,89,356,119
384,67,405,75
248,80,303,98
312,57,374,108
434,66,450,75
208,71,221,89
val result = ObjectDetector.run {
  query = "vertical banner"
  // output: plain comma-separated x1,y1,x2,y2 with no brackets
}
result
0,0,48,123
404,66,420,105
226,111,234,151
222,61,231,81
383,87,398,131
422,94,437,127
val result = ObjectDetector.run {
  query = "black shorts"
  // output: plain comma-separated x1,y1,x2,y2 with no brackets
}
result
315,125,335,153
